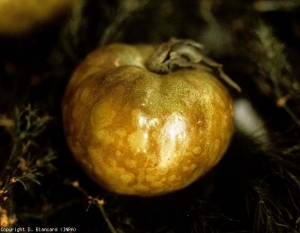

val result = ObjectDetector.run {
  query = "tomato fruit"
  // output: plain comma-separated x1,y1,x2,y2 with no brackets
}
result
62,39,235,196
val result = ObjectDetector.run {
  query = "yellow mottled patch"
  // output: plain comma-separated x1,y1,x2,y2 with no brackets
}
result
115,150,123,157
216,94,226,109
168,174,177,181
120,173,135,184
182,163,197,173
150,181,164,188
145,173,159,182
108,159,117,167
192,146,202,154
125,159,137,168
116,128,127,138
87,147,105,167
146,167,169,175
95,129,114,145
73,89,81,103
182,166,191,172
190,163,197,171
209,139,220,159
91,101,116,128
80,87,91,102
128,129,149,154
131,108,142,123
134,184,150,192
70,140,85,157
103,166,115,176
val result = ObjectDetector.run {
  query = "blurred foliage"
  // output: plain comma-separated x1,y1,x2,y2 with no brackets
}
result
0,0,300,232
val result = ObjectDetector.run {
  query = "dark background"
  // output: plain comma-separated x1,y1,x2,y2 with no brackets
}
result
1,0,300,232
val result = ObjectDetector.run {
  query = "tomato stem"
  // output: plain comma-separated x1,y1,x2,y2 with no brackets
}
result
146,38,241,92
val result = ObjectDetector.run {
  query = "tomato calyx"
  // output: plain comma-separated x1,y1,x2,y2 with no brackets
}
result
146,38,241,92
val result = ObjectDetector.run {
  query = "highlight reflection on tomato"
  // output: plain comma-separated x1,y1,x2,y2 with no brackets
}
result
62,39,237,196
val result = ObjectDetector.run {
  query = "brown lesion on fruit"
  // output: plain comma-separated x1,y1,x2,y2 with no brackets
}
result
146,38,241,92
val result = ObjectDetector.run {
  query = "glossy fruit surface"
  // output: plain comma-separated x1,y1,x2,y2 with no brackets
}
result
62,42,234,196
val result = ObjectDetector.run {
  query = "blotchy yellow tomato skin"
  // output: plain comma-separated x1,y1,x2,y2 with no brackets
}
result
63,44,234,196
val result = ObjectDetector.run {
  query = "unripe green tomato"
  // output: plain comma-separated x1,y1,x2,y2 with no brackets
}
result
62,42,234,196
